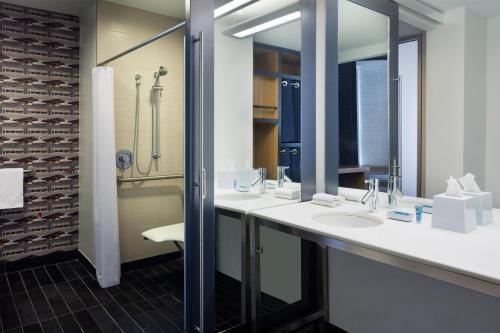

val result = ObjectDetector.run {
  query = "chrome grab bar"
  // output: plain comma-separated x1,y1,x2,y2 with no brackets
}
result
117,174,183,183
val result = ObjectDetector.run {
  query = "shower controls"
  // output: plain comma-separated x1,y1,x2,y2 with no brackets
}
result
116,149,133,170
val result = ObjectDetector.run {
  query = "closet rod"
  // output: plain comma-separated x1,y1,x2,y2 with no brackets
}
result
97,21,186,66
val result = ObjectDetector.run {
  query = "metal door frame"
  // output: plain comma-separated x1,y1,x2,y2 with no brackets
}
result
185,0,215,332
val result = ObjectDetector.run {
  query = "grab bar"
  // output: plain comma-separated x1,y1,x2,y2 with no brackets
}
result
117,174,183,184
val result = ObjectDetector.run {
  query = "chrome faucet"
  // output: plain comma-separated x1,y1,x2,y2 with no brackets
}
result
361,178,379,212
388,158,402,208
277,166,290,188
251,168,266,187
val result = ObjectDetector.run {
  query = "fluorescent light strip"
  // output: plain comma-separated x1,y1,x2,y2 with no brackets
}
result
214,0,253,18
233,11,301,38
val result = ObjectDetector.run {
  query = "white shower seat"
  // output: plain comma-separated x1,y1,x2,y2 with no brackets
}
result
142,223,184,252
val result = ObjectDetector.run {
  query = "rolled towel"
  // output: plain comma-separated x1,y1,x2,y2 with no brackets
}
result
312,193,344,202
311,199,342,208
283,182,301,190
275,187,300,200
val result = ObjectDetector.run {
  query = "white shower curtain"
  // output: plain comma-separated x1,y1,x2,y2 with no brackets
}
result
92,67,121,288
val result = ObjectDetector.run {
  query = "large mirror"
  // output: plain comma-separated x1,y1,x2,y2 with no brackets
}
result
213,0,313,331
338,0,390,188
334,0,398,193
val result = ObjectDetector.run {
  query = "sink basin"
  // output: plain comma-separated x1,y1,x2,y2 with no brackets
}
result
215,192,262,201
312,211,383,228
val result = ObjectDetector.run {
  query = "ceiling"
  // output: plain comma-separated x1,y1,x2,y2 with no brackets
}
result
419,0,500,18
338,0,389,54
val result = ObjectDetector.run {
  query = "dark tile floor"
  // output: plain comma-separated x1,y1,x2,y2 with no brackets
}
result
0,258,235,333
0,255,319,333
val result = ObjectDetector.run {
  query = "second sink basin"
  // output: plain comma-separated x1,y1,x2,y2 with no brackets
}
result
312,211,383,228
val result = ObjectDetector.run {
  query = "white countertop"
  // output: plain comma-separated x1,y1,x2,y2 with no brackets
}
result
250,201,500,285
214,189,300,214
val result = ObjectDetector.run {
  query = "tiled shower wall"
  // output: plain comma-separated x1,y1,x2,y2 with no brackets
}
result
0,2,79,261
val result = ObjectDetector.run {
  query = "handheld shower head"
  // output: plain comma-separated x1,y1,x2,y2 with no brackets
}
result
158,66,168,76
153,66,168,86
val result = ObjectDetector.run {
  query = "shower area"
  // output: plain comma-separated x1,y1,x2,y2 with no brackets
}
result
97,1,185,265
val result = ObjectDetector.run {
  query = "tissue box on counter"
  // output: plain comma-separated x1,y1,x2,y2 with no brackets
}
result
432,194,477,233
463,191,493,226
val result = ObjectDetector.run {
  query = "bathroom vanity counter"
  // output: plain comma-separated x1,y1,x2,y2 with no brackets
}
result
214,189,300,214
249,201,500,288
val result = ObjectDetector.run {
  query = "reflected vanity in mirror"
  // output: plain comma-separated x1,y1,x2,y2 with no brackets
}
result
212,0,317,331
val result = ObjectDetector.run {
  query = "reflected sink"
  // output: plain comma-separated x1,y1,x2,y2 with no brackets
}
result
215,192,262,201
312,211,383,228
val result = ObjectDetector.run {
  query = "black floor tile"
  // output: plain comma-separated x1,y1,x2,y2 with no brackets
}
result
33,268,52,287
134,299,155,312
87,305,121,333
69,261,91,279
40,318,63,333
111,292,132,305
0,274,10,297
7,272,25,294
144,309,182,333
82,277,113,304
1,257,246,333
56,262,78,281
22,323,43,333
122,303,162,332
57,314,82,333
73,310,101,333
68,279,98,308
27,288,55,321
20,271,39,291
4,328,23,333
55,281,85,313
45,265,66,284
42,285,70,317
0,295,22,330
102,301,142,333
12,291,38,326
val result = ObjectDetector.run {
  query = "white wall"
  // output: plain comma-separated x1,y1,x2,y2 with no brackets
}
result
214,21,253,173
424,7,466,197
463,10,487,188
485,16,500,207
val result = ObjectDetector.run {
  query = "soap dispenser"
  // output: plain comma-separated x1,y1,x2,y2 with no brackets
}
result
387,158,402,208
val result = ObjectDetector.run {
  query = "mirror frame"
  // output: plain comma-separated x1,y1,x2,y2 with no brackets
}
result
325,0,399,194
301,0,318,201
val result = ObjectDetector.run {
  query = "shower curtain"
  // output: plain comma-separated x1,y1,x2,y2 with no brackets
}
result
92,67,121,288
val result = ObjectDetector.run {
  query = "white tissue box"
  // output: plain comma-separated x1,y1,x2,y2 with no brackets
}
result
432,194,477,233
463,191,493,226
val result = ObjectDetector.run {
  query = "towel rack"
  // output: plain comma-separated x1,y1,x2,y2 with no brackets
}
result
117,174,183,184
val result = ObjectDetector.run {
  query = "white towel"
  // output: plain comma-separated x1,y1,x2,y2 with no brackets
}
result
312,193,344,202
311,199,342,208
275,187,300,200
0,168,24,209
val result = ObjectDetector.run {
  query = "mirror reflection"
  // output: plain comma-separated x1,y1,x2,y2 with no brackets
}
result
338,0,391,190
214,0,304,331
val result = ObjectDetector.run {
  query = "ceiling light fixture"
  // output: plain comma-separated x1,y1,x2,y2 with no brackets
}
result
214,0,254,18
233,11,301,38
